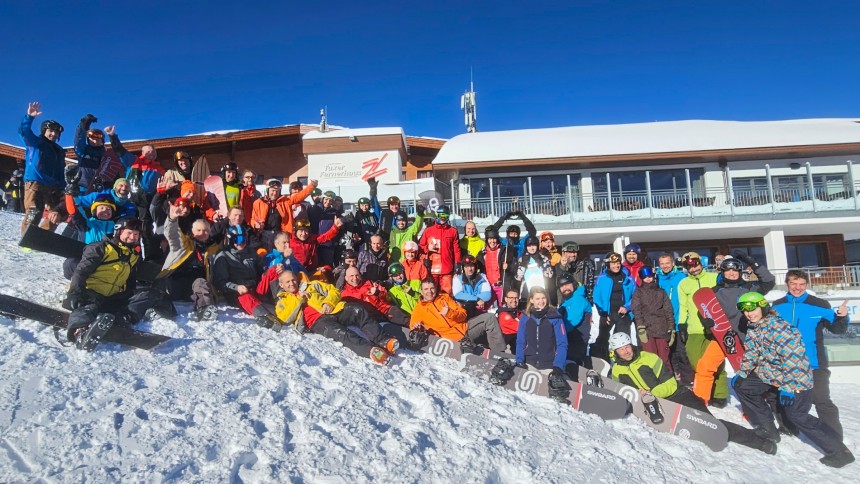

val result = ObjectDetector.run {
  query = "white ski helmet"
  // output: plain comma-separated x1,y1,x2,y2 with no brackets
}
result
608,332,632,350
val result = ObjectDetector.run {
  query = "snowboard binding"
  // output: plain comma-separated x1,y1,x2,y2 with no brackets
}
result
548,370,572,405
585,370,604,388
76,313,115,351
489,358,516,386
642,393,665,424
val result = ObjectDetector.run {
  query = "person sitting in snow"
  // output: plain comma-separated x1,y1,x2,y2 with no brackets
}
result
62,194,119,279
63,217,174,351
608,332,778,456
274,270,400,365
340,266,410,326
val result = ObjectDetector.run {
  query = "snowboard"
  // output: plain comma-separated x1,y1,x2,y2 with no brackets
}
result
462,351,629,420
693,287,745,371
204,175,229,220
87,149,124,193
0,294,172,351
18,225,162,282
189,154,209,207
572,363,729,452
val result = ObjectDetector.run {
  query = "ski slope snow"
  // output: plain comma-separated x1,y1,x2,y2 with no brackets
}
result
0,211,856,482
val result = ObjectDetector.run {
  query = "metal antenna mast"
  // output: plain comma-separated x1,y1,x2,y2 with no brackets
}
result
461,69,477,133
319,107,328,132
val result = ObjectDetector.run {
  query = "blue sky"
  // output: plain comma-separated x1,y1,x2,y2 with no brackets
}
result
2,1,858,146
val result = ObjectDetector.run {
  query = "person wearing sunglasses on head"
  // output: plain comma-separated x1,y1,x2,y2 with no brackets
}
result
677,252,723,404
733,292,854,468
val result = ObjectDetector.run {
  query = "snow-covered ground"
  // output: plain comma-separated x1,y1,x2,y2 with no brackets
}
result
0,210,856,482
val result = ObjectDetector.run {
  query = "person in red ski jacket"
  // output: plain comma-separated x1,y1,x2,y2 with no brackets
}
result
340,266,410,326
622,243,646,286
418,205,460,294
477,226,505,306
496,288,523,352
290,217,342,271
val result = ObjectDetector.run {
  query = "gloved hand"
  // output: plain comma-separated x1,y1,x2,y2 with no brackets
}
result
701,317,715,339
637,326,649,344
732,251,759,270
731,374,742,390
81,114,98,125
423,258,432,270
416,204,425,217
66,289,83,310
64,165,81,187
779,389,795,407
91,177,105,192
407,326,429,350
678,324,689,344
668,330,676,347
64,182,80,196
454,263,463,275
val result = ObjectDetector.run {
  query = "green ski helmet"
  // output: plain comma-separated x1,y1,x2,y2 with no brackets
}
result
388,262,405,277
737,292,769,313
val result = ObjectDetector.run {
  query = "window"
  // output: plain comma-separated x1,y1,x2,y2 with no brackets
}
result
592,168,704,210
786,243,826,267
417,171,432,179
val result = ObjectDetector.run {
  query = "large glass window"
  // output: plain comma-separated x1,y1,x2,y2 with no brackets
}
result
732,174,849,204
787,243,826,267
592,168,704,210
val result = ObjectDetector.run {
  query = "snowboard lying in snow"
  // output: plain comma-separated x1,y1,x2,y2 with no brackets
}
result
18,224,162,282
396,326,628,420
570,363,729,452
0,294,172,351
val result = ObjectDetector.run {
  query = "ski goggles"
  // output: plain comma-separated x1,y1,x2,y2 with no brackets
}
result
682,257,702,267
173,197,193,209
604,253,622,263
737,300,768,312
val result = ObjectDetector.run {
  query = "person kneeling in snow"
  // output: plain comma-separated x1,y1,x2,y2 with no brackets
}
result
274,270,400,365
608,332,777,456
63,217,175,351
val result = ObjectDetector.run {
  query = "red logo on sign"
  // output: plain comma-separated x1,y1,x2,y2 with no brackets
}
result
362,153,389,181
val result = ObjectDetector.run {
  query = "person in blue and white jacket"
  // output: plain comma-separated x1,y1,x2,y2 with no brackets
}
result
772,269,849,438
452,254,492,319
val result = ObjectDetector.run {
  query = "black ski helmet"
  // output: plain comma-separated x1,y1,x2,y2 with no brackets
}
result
40,119,64,138
113,217,143,237
220,162,238,176
485,227,500,240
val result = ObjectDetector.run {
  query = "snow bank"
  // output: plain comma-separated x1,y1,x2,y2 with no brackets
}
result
0,211,855,482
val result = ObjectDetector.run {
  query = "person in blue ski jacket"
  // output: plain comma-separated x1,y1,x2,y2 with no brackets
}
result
492,210,537,258
557,274,591,365
515,286,568,370
452,254,492,318
74,114,105,191
18,102,67,235
772,270,850,438
74,178,138,219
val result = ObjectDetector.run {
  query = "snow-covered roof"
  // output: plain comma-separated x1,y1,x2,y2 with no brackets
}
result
303,127,405,140
432,119,860,165
0,141,23,150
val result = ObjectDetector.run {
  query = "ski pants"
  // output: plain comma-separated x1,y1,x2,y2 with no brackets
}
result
669,387,770,453
310,302,390,359
781,368,843,439
566,323,590,366
591,312,631,362
735,373,843,456
686,335,728,402
432,274,453,295
21,181,65,235
66,288,166,340
466,312,507,353
670,333,694,385
642,337,672,374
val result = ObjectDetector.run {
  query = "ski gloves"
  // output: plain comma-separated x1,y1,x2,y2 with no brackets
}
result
732,251,759,270
407,326,429,350
678,324,689,344
637,326,648,344
66,289,84,310
779,390,795,407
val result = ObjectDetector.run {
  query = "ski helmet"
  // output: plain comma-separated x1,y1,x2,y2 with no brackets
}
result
174,151,192,163
608,332,632,351
220,162,238,175
624,243,641,255
86,129,105,143
311,188,322,197
40,119,64,137
394,212,408,223
435,206,450,224
604,252,622,263
461,254,477,266
225,224,247,247
388,262,405,277
343,249,358,260
719,257,745,272
113,217,143,237
557,273,576,288
387,196,400,206
357,197,371,206
294,218,311,232
737,292,769,313
323,191,336,200
402,240,419,253
91,193,116,214
506,224,521,235
562,241,580,252
638,266,655,280
266,178,283,190
289,181,303,191
485,227,499,240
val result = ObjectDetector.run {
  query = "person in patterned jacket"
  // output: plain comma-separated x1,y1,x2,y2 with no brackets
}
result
731,292,854,468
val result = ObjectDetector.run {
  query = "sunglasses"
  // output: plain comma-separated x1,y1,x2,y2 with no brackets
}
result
542,237,554,242
737,301,767,312
268,181,282,188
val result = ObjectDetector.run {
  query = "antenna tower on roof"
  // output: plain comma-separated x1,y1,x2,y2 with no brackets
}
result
319,107,328,132
461,69,477,133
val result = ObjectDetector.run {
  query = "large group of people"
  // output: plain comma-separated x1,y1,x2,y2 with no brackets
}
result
13,102,854,467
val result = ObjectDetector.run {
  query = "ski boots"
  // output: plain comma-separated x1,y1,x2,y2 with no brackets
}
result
255,313,282,331
709,397,728,409
76,313,115,351
820,448,855,468
370,347,390,365
383,337,399,355
195,305,218,322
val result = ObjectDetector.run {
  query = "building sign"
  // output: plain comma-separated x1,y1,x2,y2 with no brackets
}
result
308,150,402,185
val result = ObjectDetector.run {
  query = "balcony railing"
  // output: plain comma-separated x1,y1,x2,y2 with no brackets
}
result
445,181,860,225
